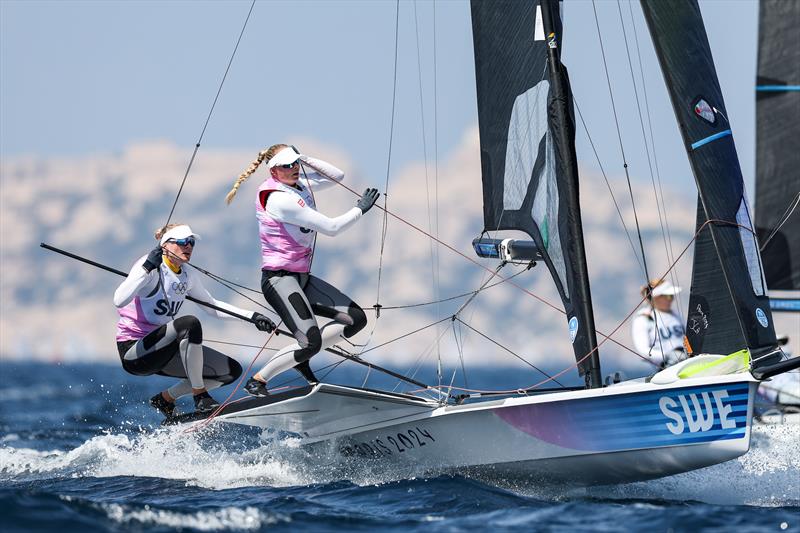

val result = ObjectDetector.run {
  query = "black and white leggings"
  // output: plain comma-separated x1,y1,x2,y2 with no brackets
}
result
117,315,242,400
257,270,367,383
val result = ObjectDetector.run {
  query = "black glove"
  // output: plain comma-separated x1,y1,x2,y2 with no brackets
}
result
142,246,163,273
356,187,380,214
252,312,276,333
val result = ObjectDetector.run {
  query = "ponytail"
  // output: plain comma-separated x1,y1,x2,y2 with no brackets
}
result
225,143,287,205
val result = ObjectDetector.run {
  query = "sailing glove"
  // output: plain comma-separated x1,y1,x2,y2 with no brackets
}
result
142,246,163,273
252,312,276,333
356,188,380,214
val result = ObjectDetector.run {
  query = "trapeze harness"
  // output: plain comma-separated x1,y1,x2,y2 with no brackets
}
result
254,157,367,383
114,255,250,400
631,306,687,367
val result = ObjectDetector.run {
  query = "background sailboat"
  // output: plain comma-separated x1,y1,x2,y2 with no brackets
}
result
753,0,800,418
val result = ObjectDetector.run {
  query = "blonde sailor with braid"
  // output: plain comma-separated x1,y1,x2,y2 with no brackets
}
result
226,145,379,396
114,223,275,418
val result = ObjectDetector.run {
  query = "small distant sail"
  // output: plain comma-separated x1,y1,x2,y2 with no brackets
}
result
755,0,800,308
641,0,779,366
470,0,601,386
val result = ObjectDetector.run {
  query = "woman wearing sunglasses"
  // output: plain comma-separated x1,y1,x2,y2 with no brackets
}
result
114,223,275,418
226,144,378,396
631,278,688,368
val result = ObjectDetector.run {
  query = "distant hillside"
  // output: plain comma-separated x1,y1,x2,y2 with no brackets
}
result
2,129,748,386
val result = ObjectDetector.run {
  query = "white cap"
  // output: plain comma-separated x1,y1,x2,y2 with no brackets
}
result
651,280,682,297
267,147,300,169
160,224,201,246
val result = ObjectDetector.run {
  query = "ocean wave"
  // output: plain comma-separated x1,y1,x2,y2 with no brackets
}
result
98,500,283,531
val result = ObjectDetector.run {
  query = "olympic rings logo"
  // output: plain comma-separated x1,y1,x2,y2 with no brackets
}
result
171,281,188,294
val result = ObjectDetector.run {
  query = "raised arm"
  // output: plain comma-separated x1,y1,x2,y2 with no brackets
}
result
113,255,159,307
266,190,363,236
299,155,345,191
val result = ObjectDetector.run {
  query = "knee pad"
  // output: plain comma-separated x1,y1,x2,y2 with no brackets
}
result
174,315,203,344
295,326,321,362
343,304,367,338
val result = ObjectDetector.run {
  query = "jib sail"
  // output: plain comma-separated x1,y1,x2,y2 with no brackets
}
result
641,0,779,366
755,0,800,312
470,0,602,387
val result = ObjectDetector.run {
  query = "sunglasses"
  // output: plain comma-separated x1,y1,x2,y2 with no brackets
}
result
170,237,196,247
279,161,299,169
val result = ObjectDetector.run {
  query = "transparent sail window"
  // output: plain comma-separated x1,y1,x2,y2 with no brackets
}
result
736,198,766,296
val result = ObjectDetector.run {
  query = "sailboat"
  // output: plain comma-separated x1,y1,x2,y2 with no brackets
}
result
753,0,800,421
173,0,800,485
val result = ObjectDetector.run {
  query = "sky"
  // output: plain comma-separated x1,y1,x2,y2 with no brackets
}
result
1,0,761,188
3,0,794,381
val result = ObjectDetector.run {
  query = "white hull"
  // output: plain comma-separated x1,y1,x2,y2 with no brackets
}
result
210,371,757,485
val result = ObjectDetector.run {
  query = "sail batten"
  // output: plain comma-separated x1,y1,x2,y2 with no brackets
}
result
640,0,779,364
470,0,601,387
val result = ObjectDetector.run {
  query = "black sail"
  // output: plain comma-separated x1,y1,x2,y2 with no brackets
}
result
755,0,800,309
470,0,602,387
641,0,779,366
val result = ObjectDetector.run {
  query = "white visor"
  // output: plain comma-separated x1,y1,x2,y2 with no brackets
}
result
160,225,201,246
267,147,300,169
651,280,682,297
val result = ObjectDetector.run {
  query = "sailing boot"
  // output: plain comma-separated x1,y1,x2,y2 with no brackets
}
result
244,377,270,397
149,392,176,419
294,360,319,384
193,391,220,413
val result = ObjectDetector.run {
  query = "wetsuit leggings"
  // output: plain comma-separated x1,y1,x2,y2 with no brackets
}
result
117,315,242,400
257,270,367,383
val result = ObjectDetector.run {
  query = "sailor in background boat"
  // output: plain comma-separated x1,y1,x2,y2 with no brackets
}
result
631,279,689,368
225,145,378,396
114,224,275,418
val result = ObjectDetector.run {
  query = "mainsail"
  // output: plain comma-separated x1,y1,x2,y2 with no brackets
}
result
641,0,779,366
470,0,602,387
755,0,800,311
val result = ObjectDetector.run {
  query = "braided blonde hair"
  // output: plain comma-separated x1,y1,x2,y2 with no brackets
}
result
225,144,287,205
154,223,182,242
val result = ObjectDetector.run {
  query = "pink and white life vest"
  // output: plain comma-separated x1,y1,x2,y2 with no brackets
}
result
116,261,190,341
256,176,316,272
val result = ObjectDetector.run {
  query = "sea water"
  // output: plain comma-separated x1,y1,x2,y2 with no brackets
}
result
1,361,797,532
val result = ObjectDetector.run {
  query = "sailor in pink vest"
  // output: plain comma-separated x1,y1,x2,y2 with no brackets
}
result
226,145,379,395
114,223,275,418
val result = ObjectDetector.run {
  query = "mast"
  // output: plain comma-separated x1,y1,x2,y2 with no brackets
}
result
640,0,779,367
540,0,602,388
755,0,800,312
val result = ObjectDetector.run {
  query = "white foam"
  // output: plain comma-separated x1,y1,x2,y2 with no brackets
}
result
99,501,282,530
0,427,316,489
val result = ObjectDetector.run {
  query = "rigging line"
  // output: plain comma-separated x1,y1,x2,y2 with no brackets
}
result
760,192,799,251
329,175,643,358
374,0,400,310
432,0,443,392
453,317,566,388
419,217,741,396
392,319,453,394
364,263,531,311
360,315,453,356
573,98,645,276
591,0,665,360
164,0,256,227
619,0,684,317
413,0,441,361
186,319,280,432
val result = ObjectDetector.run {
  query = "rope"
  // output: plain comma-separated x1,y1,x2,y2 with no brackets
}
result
163,0,256,228
373,0,401,315
591,0,664,359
